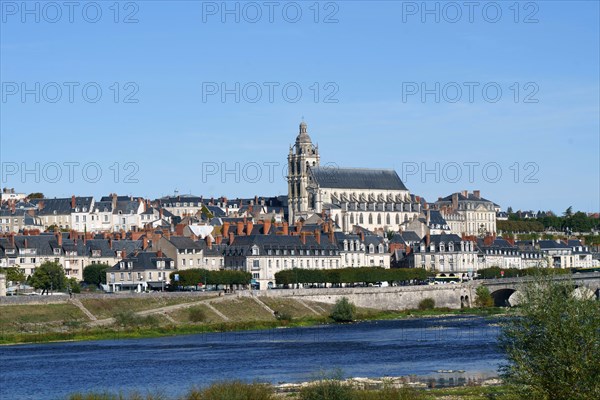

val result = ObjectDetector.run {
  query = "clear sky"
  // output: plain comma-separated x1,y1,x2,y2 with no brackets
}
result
1,0,598,213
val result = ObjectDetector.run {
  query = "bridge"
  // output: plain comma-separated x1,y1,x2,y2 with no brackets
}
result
479,271,600,306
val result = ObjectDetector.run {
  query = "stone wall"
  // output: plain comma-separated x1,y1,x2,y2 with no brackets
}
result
254,284,476,310
0,274,5,297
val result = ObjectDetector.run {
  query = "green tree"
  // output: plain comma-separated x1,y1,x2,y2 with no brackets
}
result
1,266,26,284
67,277,81,294
475,286,494,307
83,263,111,285
418,298,435,310
27,192,44,199
330,297,355,322
563,206,573,217
29,261,66,295
499,277,600,400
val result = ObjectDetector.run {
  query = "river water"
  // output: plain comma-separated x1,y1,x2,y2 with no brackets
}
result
0,315,504,400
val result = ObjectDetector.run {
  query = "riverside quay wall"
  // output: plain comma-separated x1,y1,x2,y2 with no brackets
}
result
256,284,476,310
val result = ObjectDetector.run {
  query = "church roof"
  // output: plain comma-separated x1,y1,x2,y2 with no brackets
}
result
309,167,407,191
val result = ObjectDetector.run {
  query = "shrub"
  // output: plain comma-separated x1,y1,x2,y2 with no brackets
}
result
352,386,427,400
274,310,293,322
499,277,600,399
418,298,435,310
330,297,355,322
186,381,274,400
113,310,159,328
188,306,207,323
299,380,354,400
475,286,494,308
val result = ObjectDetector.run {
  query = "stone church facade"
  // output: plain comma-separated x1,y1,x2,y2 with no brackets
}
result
287,122,422,233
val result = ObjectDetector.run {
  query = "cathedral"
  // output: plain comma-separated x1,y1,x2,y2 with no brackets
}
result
287,121,422,233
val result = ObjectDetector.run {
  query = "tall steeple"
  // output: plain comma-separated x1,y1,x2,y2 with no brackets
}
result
287,121,320,222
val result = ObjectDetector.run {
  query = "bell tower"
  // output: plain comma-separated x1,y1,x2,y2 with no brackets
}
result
287,121,319,222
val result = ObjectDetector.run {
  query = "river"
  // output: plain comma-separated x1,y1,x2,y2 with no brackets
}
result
0,315,504,399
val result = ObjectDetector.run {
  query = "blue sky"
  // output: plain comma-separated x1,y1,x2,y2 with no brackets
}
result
1,0,598,213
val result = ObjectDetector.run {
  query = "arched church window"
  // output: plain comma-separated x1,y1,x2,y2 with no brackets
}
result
396,214,400,224
368,214,373,224
386,214,390,224
377,214,381,224
359,214,364,224
350,214,354,224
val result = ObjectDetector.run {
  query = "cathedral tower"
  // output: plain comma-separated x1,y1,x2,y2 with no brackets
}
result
287,121,319,222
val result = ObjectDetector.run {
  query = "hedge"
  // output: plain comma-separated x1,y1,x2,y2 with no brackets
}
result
274,267,428,286
170,269,251,287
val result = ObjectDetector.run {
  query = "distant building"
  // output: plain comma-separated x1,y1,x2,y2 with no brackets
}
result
435,190,497,237
405,233,479,275
287,121,421,232
106,251,175,292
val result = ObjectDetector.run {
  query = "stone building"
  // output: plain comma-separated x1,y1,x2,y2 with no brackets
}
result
287,121,421,232
434,190,497,237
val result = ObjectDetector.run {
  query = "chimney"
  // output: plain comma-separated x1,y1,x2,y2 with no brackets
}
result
157,250,163,258
282,221,289,236
425,233,431,246
108,237,113,249
426,209,431,226
300,232,307,245
159,208,164,219
71,195,76,209
121,250,126,259
24,238,28,248
473,190,481,199
229,231,235,245
315,229,321,245
142,236,148,250
57,232,63,246
221,221,229,236
246,220,254,235
263,219,271,235
461,190,468,197
359,231,365,242
9,233,15,247
254,195,258,205
206,235,213,249
296,220,303,233
37,200,45,211
452,193,458,209
323,222,329,233
214,235,222,245
329,229,334,244
237,221,244,235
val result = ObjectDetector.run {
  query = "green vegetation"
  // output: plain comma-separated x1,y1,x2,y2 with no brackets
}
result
476,267,570,279
474,286,493,308
27,192,44,199
502,208,599,233
83,263,111,285
80,297,206,319
0,266,26,283
113,310,161,328
330,297,356,322
67,380,515,400
418,298,435,310
275,267,427,286
170,269,251,289
187,306,207,323
28,261,67,294
499,277,600,400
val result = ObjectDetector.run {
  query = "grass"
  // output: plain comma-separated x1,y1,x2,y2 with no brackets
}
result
80,297,210,319
209,297,274,321
67,381,512,400
0,294,507,345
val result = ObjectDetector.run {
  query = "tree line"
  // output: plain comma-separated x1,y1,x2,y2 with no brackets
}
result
274,267,428,286
169,268,251,288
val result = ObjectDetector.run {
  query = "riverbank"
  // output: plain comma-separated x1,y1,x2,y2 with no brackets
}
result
67,378,510,400
0,294,508,345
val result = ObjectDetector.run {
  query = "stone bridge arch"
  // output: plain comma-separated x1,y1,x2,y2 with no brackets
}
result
490,288,522,307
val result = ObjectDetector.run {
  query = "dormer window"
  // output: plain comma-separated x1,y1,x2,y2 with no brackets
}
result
128,262,133,269
120,262,125,269
53,248,61,255
369,244,374,253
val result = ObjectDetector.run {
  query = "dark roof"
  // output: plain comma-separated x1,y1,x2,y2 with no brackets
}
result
167,236,204,251
538,240,570,249
437,193,494,203
309,167,407,190
108,251,174,271
401,231,422,243
427,234,463,245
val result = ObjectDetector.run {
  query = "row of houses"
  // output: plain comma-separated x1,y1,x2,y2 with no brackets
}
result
1,216,595,292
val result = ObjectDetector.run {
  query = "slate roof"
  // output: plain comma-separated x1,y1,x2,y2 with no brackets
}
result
108,251,174,271
167,236,204,251
538,240,570,249
226,234,338,253
30,197,94,215
309,167,408,191
438,193,494,203
401,231,422,243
